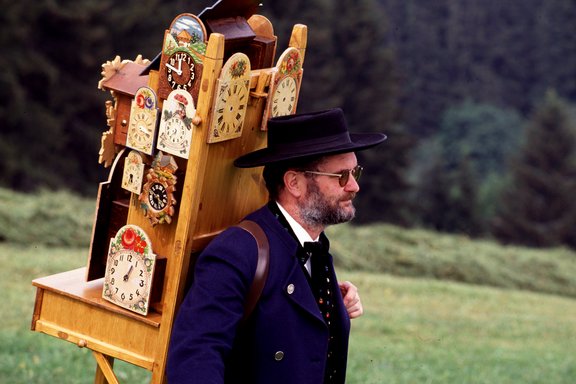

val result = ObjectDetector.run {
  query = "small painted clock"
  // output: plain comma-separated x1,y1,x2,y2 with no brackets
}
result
139,152,178,226
262,47,303,130
102,224,156,315
126,87,159,155
207,53,251,143
157,90,195,158
158,13,207,101
121,150,146,194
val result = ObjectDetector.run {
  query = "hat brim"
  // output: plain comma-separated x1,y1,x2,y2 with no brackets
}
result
234,132,387,168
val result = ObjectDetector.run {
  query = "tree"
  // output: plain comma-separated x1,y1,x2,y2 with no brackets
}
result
492,91,576,248
262,0,414,224
0,0,208,194
378,0,576,138
412,102,523,234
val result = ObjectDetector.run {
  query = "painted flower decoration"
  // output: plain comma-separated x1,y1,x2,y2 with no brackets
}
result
136,89,155,110
229,60,247,78
121,227,147,254
121,227,137,249
282,51,301,75
174,93,188,105
133,236,147,253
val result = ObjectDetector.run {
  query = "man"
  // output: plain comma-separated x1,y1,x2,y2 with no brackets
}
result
167,108,386,383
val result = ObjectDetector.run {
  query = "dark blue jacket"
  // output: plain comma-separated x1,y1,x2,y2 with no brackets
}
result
167,205,351,383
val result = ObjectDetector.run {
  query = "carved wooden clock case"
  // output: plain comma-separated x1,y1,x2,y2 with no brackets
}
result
31,2,308,383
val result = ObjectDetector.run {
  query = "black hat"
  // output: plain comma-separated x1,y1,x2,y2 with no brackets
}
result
234,108,387,168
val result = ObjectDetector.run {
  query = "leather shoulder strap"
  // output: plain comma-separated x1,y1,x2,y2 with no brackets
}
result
235,220,270,324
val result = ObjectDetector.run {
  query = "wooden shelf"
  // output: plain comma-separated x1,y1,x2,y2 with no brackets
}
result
33,268,162,327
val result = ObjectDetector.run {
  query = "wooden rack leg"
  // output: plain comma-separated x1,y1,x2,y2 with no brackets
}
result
93,351,119,384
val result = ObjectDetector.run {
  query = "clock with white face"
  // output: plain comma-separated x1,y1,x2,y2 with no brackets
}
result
102,225,156,315
157,90,195,158
207,53,251,143
126,87,159,155
271,76,297,117
262,47,303,130
121,150,145,194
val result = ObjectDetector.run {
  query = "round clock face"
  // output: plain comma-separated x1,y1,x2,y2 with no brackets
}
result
148,182,169,212
128,111,154,146
214,81,249,135
166,117,186,145
166,51,195,91
105,250,151,306
272,76,297,117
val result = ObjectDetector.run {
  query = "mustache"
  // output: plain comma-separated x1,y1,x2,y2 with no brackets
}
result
341,192,356,201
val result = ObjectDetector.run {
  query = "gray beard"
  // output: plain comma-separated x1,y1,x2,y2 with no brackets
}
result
298,179,356,228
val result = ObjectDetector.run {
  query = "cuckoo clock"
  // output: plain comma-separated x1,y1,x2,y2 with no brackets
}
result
157,13,207,102
98,56,151,152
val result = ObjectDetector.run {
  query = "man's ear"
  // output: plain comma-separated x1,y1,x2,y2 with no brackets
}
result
283,170,305,198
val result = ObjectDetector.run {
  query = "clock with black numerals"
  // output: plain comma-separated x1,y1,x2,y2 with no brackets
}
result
157,90,195,158
207,53,251,143
102,225,157,316
262,47,303,130
126,87,159,155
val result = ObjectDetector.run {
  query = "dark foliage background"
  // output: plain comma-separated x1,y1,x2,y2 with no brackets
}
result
2,0,576,248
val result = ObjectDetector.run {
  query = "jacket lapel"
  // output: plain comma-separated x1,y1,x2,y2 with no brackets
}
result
251,205,326,325
282,257,326,325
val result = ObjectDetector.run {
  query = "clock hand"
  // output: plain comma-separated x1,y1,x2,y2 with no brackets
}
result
138,125,150,137
165,62,182,76
123,265,134,282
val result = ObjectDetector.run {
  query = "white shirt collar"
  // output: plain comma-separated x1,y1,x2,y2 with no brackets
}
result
275,201,319,246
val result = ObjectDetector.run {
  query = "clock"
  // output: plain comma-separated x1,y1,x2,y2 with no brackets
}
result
262,47,303,130
157,13,207,101
207,52,251,143
157,90,196,158
126,87,159,155
166,51,196,91
121,150,145,194
271,76,297,117
139,152,178,226
102,224,157,315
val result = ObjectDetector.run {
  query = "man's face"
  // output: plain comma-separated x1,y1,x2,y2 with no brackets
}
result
298,152,360,228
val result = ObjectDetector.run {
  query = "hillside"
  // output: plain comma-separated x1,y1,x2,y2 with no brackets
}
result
2,187,576,299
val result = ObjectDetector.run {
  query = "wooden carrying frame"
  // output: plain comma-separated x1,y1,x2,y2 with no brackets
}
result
31,21,307,384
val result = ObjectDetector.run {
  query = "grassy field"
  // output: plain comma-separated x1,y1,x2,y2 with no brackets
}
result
2,243,575,383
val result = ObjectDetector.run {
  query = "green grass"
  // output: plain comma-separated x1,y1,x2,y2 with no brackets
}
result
2,243,575,383
341,271,576,383
328,223,576,299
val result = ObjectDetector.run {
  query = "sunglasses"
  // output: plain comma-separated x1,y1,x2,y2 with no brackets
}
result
304,165,363,187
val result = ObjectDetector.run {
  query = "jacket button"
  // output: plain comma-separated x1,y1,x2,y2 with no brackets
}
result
274,351,285,361
287,284,295,294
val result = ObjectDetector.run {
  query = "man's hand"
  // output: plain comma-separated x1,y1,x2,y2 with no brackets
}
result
339,281,363,319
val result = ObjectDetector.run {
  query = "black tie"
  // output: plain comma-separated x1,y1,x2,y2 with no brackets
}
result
304,240,340,383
